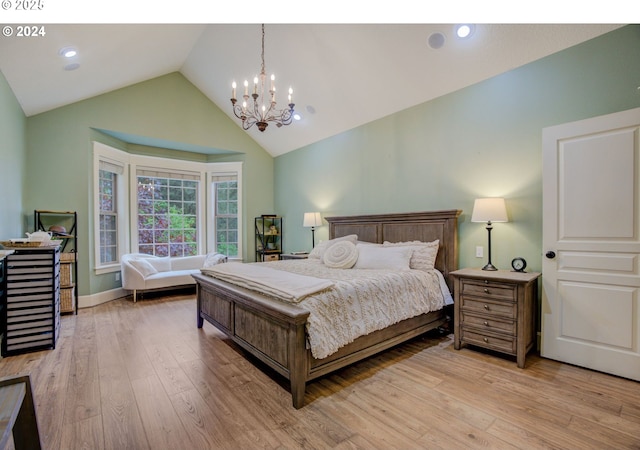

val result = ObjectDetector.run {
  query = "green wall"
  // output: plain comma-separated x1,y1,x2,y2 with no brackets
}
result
24,72,274,296
275,25,640,273
0,70,26,239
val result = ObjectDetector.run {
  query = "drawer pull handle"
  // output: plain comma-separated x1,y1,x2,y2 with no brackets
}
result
483,337,489,343
484,321,489,326
484,288,490,294
484,280,489,284
483,304,490,310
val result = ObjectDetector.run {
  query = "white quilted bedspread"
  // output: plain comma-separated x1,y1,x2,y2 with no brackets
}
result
257,259,448,359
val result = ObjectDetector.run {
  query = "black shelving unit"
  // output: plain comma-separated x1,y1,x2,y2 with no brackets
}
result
255,215,283,262
3,247,61,356
34,210,78,314
0,255,6,351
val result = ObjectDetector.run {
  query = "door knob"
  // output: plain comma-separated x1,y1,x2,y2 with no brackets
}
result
545,251,556,259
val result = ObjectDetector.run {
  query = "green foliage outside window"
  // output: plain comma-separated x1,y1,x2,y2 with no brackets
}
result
137,177,198,257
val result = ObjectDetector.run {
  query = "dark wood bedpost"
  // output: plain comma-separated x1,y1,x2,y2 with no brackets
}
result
289,321,309,409
196,283,204,328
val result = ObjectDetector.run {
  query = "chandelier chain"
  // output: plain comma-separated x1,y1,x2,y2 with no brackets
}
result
261,24,265,76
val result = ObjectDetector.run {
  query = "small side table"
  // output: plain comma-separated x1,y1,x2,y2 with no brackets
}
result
451,268,540,368
280,253,309,260
0,374,42,449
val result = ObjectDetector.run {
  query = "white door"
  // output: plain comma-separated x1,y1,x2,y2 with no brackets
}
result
542,107,640,381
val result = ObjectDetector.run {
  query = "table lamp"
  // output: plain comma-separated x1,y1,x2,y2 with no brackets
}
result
471,198,508,271
303,212,322,248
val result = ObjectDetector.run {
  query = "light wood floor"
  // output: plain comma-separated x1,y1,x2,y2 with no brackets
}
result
1,292,639,450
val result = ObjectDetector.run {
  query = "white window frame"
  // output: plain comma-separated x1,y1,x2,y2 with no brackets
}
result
93,142,130,274
208,162,243,261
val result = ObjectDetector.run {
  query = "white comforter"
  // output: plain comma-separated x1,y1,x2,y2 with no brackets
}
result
202,259,449,359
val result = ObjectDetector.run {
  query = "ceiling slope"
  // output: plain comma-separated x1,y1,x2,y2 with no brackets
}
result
0,24,623,156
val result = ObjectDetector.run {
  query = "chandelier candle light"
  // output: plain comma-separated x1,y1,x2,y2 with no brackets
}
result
231,24,295,132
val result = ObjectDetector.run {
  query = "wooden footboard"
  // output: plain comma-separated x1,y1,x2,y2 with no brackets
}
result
195,209,461,408
194,273,447,408
195,273,310,407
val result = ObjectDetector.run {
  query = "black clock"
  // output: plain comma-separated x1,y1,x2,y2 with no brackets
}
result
511,257,527,272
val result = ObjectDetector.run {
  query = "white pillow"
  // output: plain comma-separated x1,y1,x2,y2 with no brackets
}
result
203,252,228,268
383,240,439,271
309,234,358,260
323,241,359,269
129,258,158,277
353,244,412,270
147,257,172,272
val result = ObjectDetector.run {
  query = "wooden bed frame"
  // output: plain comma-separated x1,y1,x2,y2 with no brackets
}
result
193,209,461,408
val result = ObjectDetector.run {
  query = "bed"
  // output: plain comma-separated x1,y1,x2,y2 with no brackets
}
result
193,209,461,408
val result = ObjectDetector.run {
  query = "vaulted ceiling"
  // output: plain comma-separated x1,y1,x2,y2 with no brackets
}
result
0,24,623,156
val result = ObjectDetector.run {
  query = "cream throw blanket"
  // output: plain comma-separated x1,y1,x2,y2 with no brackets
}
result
201,262,334,303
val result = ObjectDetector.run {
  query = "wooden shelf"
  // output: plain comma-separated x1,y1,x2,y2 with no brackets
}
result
35,210,77,314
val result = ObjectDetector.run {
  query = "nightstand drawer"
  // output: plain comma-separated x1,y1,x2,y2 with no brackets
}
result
461,279,516,301
461,312,515,334
461,329,516,354
460,296,516,319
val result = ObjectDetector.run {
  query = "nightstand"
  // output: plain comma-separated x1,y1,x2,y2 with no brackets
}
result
280,253,309,260
451,268,540,368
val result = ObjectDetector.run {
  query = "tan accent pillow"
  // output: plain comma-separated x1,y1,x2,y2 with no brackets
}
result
382,239,439,271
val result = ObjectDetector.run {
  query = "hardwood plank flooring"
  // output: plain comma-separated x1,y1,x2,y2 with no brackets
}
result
1,292,639,450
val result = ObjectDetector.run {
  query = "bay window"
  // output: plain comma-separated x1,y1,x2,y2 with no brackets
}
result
93,141,243,274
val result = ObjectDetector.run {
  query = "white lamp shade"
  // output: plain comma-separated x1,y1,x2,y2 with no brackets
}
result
303,212,322,227
471,198,508,223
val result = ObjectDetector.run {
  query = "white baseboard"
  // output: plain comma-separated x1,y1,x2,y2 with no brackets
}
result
78,287,130,309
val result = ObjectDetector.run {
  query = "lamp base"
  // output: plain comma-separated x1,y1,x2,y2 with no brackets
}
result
481,263,498,271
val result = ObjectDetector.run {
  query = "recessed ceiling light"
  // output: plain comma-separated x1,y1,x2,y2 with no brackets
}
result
428,32,445,50
455,24,475,39
293,113,302,121
64,63,80,71
59,47,77,58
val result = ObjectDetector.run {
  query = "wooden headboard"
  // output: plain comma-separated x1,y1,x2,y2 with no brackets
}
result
326,210,462,289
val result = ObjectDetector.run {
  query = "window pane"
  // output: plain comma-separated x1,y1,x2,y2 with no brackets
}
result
98,169,118,264
169,202,183,215
181,202,192,215
104,215,116,229
139,244,154,255
169,187,182,200
184,188,196,202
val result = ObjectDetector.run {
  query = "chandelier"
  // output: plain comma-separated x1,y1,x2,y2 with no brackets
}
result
230,24,295,132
